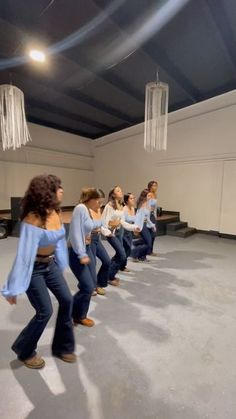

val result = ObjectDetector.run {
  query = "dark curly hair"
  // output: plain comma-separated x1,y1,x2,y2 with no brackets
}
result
20,174,62,222
123,193,133,205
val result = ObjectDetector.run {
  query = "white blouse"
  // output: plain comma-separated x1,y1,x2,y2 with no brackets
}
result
102,204,138,232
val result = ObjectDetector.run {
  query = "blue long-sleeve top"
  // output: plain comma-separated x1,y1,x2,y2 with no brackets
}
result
135,207,156,231
1,222,68,298
147,198,158,211
123,207,136,224
69,204,102,258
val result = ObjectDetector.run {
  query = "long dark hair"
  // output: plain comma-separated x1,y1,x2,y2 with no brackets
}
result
136,188,149,209
147,180,158,191
108,186,122,210
20,174,62,222
123,193,132,205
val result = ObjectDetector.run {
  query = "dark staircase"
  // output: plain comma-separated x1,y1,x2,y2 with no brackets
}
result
155,210,196,238
166,221,196,238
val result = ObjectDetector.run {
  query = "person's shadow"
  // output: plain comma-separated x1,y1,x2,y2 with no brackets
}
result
10,353,91,419
153,250,222,270
3,258,201,419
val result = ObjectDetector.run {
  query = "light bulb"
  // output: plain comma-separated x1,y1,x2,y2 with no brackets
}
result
29,49,46,62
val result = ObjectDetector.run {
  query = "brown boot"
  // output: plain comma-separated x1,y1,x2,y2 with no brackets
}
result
121,267,131,272
132,258,140,263
108,278,120,286
76,318,95,327
53,353,77,363
23,355,45,369
96,287,106,295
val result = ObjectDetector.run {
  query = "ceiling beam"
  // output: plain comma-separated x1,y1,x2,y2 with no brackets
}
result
92,0,199,103
0,67,136,126
0,19,137,125
57,48,145,105
90,68,144,103
27,116,99,139
26,98,111,132
64,85,136,124
142,43,200,103
205,0,236,71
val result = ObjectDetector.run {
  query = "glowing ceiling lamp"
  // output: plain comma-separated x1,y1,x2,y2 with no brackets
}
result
144,72,169,152
29,49,46,62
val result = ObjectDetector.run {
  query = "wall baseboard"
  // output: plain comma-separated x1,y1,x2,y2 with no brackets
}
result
0,209,10,214
197,229,236,240
0,205,75,215
219,233,236,240
61,206,74,211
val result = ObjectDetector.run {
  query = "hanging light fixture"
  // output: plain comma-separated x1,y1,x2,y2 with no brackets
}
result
0,84,31,151
144,72,169,152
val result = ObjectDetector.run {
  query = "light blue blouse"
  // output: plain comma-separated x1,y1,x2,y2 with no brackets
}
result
123,208,136,224
148,198,158,211
69,204,102,258
1,222,68,298
135,207,156,231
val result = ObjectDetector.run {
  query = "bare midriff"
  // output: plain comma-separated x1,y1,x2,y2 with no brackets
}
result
24,210,62,256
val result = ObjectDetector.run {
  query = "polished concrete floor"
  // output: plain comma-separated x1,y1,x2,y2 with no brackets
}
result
0,233,236,419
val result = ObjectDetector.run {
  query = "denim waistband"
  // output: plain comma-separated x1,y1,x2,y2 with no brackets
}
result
35,255,55,263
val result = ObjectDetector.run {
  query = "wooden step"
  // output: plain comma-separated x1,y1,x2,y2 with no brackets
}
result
156,213,180,236
166,221,188,232
167,227,197,238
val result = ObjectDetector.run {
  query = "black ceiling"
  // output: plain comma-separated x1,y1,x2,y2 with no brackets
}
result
0,0,236,139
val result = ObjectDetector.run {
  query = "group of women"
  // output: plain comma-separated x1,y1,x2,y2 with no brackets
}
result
1,174,159,370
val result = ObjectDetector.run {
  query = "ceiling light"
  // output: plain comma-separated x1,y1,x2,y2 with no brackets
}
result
29,49,46,62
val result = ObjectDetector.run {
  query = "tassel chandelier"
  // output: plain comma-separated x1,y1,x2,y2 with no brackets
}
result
0,84,31,151
144,72,169,152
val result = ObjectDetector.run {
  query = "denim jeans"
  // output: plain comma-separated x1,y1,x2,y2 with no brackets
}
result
131,224,152,259
107,231,126,279
12,260,75,361
131,236,148,259
120,230,133,270
69,246,97,320
90,233,110,287
150,212,157,252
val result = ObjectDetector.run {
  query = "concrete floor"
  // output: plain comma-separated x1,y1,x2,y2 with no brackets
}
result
0,233,236,419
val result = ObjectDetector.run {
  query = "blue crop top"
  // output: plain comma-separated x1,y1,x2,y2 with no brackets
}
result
1,222,68,298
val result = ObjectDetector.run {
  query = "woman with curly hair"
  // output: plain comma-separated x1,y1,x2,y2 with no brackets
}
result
1,174,76,369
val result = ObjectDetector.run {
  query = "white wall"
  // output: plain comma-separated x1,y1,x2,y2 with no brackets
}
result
0,123,94,209
93,90,236,235
1,91,236,235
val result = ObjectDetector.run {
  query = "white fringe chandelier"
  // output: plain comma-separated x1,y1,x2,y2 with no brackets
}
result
0,84,31,151
144,73,169,152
